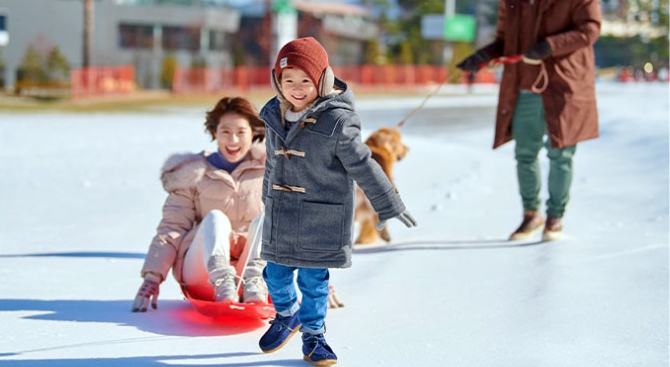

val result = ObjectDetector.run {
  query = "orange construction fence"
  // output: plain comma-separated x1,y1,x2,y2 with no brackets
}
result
71,65,135,99
172,65,498,94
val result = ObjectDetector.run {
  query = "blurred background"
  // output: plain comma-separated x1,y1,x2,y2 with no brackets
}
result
0,0,667,107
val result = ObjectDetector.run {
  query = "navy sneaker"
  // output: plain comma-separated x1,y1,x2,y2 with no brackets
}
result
302,333,337,366
258,312,301,353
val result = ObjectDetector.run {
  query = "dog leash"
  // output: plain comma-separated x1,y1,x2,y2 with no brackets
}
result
395,55,547,129
395,71,459,129
478,55,548,93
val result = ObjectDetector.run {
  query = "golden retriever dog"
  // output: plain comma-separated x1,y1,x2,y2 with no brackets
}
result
354,127,409,245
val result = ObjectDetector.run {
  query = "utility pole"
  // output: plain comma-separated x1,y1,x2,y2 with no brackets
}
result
443,0,455,64
272,0,297,65
83,0,92,67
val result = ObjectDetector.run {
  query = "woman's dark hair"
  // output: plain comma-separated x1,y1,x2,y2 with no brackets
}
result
204,97,265,143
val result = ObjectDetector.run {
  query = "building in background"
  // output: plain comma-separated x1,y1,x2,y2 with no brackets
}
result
0,0,240,89
234,0,377,69
293,1,377,65
0,0,377,90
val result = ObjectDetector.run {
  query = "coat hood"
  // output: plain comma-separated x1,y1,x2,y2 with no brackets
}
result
160,153,206,193
313,77,355,113
160,144,266,193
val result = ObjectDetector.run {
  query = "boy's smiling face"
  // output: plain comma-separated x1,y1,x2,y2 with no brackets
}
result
280,67,318,112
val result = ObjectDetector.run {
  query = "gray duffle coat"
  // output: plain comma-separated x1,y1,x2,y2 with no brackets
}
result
260,77,406,269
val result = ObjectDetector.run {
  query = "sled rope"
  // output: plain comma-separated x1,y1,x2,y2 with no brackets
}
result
395,54,547,129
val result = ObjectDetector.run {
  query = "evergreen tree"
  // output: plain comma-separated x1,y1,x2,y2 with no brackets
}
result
398,41,413,65
365,39,385,65
19,44,46,82
46,46,70,82
160,54,177,89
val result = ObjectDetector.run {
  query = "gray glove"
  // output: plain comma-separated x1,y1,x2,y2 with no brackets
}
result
376,210,417,231
132,273,161,312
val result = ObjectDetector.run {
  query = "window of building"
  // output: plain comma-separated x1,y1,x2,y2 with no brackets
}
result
119,23,154,49
209,30,226,51
0,13,9,47
163,26,200,51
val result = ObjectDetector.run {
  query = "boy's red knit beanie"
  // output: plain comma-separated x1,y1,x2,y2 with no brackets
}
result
274,37,329,87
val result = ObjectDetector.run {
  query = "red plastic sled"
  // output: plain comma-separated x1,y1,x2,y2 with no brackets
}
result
183,212,275,320
185,294,275,320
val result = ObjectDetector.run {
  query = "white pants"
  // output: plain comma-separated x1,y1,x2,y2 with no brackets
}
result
182,210,263,300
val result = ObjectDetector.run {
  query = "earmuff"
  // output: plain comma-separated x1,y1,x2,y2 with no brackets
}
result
318,66,335,97
271,66,336,99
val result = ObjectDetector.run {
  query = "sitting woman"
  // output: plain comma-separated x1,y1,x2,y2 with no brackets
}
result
133,96,267,312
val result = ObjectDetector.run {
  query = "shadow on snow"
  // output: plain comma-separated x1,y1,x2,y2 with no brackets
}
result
0,251,146,259
0,353,307,367
353,238,545,254
0,298,268,337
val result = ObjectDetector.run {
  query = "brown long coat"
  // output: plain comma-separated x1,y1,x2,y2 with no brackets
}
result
481,0,602,149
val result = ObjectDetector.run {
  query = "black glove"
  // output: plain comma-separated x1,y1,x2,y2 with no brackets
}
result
456,51,489,72
524,40,552,62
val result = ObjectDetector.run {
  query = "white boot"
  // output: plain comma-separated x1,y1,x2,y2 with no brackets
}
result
209,266,239,303
242,267,268,304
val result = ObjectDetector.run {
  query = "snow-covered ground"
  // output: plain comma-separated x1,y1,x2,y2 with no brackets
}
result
0,82,668,366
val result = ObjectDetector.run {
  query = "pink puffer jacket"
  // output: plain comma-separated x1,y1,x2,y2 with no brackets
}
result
140,144,265,283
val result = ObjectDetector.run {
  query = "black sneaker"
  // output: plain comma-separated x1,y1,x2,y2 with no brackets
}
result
258,312,301,353
302,333,337,366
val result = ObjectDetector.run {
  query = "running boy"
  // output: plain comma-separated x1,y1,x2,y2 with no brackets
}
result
257,37,416,365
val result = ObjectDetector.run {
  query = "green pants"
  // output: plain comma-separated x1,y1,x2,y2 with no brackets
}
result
511,92,576,218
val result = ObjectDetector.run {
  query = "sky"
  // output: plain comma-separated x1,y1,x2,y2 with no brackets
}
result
0,81,668,366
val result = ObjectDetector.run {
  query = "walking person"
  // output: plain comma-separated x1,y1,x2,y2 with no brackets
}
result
132,96,269,312
257,37,416,365
457,0,602,241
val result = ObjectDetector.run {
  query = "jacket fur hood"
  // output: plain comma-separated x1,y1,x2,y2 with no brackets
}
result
160,144,266,193
160,153,206,193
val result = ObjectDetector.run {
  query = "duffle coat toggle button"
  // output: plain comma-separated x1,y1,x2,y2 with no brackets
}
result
299,117,317,128
274,146,306,160
272,184,306,194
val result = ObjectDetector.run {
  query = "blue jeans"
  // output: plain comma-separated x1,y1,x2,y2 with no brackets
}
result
263,262,329,334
